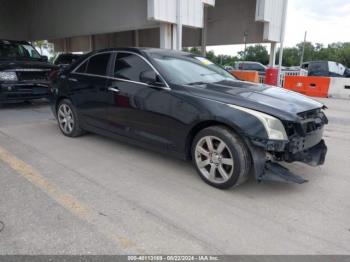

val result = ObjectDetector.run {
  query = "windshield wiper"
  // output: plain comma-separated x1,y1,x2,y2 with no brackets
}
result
186,81,208,86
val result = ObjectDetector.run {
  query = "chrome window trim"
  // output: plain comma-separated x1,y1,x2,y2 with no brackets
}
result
11,69,51,72
71,50,170,90
72,71,169,89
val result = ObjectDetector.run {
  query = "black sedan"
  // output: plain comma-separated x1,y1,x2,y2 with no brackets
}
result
50,48,328,189
54,53,82,67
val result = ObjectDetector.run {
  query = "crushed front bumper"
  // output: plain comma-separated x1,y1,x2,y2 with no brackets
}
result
247,138,328,185
284,139,327,167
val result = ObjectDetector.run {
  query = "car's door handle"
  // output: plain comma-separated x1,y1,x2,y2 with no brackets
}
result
108,87,120,93
68,77,78,82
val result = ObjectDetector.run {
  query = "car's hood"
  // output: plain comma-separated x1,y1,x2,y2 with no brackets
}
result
184,80,325,121
0,59,55,71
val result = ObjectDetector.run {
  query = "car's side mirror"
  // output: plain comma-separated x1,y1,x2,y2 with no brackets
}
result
140,70,165,88
41,55,48,62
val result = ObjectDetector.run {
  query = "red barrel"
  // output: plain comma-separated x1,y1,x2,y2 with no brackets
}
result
264,67,279,86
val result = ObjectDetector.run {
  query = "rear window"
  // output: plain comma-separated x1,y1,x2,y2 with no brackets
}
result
86,53,111,76
55,54,80,65
308,62,329,76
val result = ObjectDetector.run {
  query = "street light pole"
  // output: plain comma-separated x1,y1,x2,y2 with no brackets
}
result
244,31,248,60
176,0,183,51
277,0,289,87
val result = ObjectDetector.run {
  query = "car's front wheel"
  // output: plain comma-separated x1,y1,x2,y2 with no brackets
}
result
57,99,84,137
192,126,251,189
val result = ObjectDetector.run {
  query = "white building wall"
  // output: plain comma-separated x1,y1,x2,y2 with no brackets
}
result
148,0,215,28
19,0,160,40
256,0,285,42
0,0,286,49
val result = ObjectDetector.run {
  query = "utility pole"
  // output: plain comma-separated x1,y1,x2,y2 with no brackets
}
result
243,31,248,60
299,31,307,68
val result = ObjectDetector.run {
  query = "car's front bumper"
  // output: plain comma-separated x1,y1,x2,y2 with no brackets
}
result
247,133,328,184
284,139,327,167
0,82,50,102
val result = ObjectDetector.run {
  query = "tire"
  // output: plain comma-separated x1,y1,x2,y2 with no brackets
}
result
191,126,251,189
57,99,85,137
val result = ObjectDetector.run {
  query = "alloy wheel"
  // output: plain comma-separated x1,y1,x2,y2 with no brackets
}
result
195,136,234,184
58,104,75,134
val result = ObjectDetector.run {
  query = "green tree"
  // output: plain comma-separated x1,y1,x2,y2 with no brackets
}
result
296,42,316,62
276,47,300,67
183,48,238,66
238,45,269,65
185,42,350,69
33,40,47,55
33,40,54,58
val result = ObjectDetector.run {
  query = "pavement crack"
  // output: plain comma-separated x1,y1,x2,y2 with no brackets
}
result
0,221,4,233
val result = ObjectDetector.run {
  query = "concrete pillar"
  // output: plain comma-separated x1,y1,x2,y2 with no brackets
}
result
201,6,208,56
89,35,95,51
176,0,183,50
134,30,139,47
269,42,277,67
160,23,173,49
172,24,177,50
63,38,69,53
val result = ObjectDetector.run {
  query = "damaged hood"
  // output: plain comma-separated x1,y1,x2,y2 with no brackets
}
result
185,80,325,121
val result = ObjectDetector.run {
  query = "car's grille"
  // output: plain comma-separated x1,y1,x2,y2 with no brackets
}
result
16,70,50,81
297,109,328,135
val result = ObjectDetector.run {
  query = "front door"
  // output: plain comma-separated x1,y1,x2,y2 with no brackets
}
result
105,52,174,149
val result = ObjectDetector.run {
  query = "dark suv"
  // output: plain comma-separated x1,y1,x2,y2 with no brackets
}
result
50,48,328,189
0,40,55,103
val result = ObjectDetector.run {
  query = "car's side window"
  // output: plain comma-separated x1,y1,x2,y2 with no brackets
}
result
86,53,111,76
114,52,154,83
253,65,263,71
75,60,89,73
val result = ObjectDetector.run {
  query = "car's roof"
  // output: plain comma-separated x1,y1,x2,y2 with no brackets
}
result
92,47,192,57
236,61,264,64
58,53,81,57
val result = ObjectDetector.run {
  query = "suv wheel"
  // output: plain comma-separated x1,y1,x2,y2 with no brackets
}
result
192,126,251,189
57,99,84,137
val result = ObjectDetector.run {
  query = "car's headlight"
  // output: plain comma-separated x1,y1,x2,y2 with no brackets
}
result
228,104,288,141
0,71,18,81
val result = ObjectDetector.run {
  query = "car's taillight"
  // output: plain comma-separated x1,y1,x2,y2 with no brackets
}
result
48,69,60,82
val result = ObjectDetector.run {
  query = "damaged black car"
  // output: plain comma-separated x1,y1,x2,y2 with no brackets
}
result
50,48,328,189
0,40,55,104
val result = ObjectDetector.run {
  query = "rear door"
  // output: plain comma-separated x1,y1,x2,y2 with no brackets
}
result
69,52,112,130
105,52,174,149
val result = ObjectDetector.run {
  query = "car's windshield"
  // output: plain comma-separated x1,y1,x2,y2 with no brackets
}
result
0,41,41,60
150,53,237,85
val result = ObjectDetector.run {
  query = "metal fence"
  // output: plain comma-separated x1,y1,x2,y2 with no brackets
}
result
259,69,308,87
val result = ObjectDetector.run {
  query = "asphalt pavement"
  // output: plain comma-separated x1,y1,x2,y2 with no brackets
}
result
0,98,349,255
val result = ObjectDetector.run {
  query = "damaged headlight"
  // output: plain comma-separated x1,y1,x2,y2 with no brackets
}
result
0,71,18,81
228,104,288,141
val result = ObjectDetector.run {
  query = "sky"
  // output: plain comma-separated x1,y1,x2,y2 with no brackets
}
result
209,0,350,56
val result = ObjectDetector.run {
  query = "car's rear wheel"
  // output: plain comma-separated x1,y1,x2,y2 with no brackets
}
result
192,126,251,189
57,99,84,137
